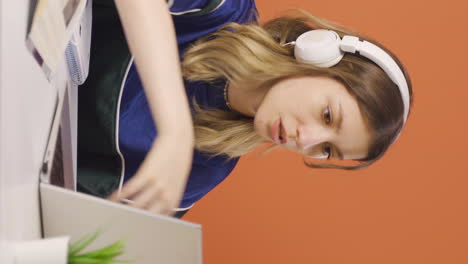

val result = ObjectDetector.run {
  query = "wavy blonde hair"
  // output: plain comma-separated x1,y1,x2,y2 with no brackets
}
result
181,9,413,169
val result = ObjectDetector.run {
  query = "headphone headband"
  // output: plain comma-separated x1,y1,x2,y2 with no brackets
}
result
290,30,410,124
340,35,409,123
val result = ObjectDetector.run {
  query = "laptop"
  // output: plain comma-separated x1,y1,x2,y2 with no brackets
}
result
40,183,202,264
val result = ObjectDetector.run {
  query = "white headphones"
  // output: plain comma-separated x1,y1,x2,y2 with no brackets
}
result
285,29,410,124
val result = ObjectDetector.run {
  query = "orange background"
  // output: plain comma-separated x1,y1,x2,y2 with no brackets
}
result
184,0,468,263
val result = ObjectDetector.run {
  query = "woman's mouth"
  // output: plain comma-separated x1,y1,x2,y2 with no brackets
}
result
270,118,288,144
270,118,281,144
280,120,288,144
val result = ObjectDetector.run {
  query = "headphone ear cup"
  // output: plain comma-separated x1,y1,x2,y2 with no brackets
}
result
294,29,345,68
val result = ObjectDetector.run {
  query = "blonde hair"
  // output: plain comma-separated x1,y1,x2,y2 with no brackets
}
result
181,9,413,169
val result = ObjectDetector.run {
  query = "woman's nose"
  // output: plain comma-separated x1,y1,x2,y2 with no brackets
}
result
296,124,328,151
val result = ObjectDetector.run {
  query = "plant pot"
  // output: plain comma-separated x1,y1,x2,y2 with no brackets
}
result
14,237,70,264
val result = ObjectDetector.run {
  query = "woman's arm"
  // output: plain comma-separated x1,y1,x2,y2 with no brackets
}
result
109,0,194,215
114,0,192,138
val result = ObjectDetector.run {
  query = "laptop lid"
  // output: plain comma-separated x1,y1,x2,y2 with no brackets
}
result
40,183,202,264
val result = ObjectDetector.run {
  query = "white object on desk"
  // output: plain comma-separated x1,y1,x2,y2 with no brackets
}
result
13,237,69,264
66,0,92,85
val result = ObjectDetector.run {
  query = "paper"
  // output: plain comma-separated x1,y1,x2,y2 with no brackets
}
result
26,0,87,81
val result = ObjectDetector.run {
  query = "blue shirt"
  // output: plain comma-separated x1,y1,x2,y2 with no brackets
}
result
118,0,258,209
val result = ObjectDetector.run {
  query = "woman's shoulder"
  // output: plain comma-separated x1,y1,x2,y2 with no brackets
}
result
180,151,240,207
171,0,258,45
170,0,258,24
169,0,213,14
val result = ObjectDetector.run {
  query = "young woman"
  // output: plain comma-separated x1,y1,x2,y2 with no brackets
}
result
77,0,413,219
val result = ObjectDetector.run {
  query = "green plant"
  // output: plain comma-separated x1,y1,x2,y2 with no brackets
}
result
68,231,127,264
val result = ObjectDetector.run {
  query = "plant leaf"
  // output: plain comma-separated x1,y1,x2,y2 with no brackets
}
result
78,240,125,258
68,230,101,257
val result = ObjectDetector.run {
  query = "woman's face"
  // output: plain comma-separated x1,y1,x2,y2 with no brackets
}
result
253,75,373,160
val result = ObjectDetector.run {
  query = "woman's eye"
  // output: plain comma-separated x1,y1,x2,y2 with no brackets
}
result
323,143,332,160
323,106,332,124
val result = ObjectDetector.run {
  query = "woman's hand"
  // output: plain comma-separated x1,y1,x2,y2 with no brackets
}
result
109,134,194,216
